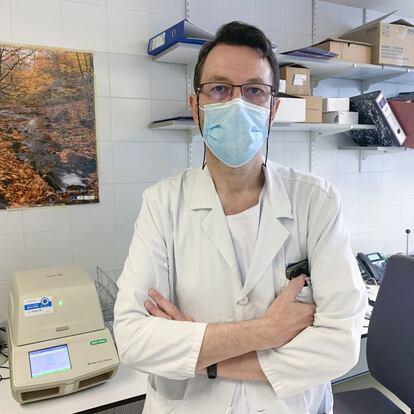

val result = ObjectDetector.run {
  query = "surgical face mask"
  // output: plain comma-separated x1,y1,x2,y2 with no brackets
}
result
199,98,270,168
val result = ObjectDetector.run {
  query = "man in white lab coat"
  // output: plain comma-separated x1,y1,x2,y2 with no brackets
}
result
114,22,367,414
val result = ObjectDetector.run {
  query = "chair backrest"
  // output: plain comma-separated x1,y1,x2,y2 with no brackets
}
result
367,254,414,409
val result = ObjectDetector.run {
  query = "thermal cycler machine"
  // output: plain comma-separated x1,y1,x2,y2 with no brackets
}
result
7,265,119,404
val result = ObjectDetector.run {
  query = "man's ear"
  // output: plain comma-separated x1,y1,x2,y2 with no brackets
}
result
270,97,280,124
189,94,199,124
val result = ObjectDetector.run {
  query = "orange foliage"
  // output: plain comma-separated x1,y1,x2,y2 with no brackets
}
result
0,45,98,208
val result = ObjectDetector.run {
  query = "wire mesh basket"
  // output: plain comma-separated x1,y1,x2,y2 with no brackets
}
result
95,267,121,337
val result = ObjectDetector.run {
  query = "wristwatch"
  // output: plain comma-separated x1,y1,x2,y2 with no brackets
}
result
207,363,217,379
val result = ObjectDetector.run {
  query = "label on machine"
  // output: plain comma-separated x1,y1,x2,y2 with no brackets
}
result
24,296,54,316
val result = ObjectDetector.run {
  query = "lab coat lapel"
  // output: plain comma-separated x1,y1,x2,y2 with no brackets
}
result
239,163,294,300
201,198,240,278
191,168,241,284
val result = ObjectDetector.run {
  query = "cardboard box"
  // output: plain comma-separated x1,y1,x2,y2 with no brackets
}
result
279,64,311,96
350,91,406,146
299,95,322,123
274,94,306,123
315,38,372,64
323,111,359,124
389,99,414,149
323,97,350,112
340,11,414,67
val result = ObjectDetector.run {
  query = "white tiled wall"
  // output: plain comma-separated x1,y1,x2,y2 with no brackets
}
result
0,0,188,302
0,0,414,321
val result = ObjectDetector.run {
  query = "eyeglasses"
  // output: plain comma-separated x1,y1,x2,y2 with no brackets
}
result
197,82,275,106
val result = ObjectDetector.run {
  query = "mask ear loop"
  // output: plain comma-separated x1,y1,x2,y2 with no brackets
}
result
196,92,207,170
263,94,275,168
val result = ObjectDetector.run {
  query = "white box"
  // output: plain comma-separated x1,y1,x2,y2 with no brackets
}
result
274,95,306,123
322,111,359,124
323,97,350,112
279,79,286,94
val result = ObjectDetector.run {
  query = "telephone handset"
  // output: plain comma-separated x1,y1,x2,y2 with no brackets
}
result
356,252,387,284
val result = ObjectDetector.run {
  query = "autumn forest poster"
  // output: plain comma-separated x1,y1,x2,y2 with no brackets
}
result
0,45,99,209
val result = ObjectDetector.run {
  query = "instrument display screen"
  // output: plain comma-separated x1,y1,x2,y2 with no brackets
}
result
29,344,71,378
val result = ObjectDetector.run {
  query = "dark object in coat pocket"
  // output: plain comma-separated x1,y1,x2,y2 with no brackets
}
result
286,259,310,286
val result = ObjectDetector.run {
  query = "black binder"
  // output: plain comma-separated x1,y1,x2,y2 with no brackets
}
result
349,91,406,147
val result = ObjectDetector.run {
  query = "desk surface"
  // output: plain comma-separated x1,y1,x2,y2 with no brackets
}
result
0,364,148,414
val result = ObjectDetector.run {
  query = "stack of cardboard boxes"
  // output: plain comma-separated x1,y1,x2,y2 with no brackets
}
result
340,11,414,67
275,64,323,124
313,11,414,67
274,11,414,125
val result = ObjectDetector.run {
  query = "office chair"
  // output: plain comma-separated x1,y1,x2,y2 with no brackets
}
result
334,254,414,414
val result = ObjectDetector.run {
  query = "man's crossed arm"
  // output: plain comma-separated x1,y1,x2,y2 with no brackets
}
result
144,276,315,382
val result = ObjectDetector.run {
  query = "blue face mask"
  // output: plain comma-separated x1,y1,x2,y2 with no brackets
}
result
200,98,270,168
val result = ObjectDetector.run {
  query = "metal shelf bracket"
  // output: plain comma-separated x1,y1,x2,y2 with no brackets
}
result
309,131,319,173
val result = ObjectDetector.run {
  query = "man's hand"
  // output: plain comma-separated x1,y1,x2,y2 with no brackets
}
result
145,289,194,321
260,275,316,350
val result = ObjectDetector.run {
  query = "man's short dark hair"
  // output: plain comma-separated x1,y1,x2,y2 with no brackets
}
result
194,21,280,95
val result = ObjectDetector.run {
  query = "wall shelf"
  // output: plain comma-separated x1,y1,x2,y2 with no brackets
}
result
153,42,202,64
150,119,375,136
276,54,414,87
150,42,414,86
149,33,411,172
273,123,375,136
339,145,408,159
150,118,194,130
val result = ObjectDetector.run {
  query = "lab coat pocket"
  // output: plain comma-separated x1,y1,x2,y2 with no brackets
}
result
144,375,186,413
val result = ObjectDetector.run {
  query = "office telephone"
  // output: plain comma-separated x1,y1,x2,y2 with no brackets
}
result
356,252,387,285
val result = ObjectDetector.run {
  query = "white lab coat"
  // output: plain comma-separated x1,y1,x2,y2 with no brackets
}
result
114,161,367,414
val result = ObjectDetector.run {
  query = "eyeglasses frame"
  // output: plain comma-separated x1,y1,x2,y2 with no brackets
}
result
196,81,277,104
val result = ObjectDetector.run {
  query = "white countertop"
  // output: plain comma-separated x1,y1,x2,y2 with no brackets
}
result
0,363,148,414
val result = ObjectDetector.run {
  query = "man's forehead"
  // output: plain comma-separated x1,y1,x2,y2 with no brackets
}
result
201,44,273,84
205,75,269,84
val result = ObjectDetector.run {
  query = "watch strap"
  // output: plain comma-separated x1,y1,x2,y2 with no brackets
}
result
207,363,217,379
